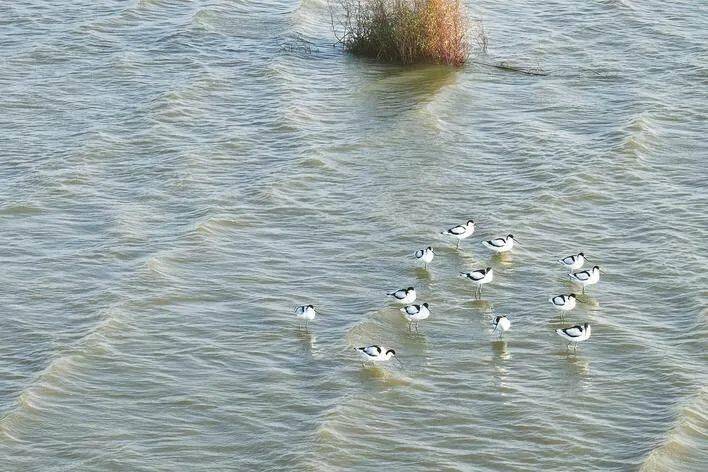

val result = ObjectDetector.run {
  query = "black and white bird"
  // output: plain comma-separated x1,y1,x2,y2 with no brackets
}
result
355,345,401,365
414,246,435,269
492,315,511,338
549,294,577,313
555,323,592,350
294,304,316,327
441,220,475,248
558,252,588,272
387,287,416,304
400,303,430,331
568,266,601,293
482,234,517,253
460,267,493,298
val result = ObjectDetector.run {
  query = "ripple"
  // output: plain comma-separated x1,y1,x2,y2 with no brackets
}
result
0,0,705,469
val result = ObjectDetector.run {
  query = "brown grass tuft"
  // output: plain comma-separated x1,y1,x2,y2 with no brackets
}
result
330,0,470,67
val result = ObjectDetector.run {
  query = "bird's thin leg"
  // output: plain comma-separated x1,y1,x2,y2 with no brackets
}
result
456,239,460,249
567,342,571,350
424,263,427,270
415,322,419,333
408,322,412,332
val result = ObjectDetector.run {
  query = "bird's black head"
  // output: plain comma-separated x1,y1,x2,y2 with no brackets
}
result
427,246,432,251
508,234,514,239
407,286,414,291
593,265,600,270
307,304,314,309
569,294,576,299
423,302,429,308
579,252,585,257
467,219,475,225
486,267,492,272
386,349,396,356
495,315,502,322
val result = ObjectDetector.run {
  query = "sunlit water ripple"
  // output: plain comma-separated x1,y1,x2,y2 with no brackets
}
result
0,0,706,470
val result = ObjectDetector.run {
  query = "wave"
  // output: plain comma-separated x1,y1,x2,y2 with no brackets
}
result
0,311,128,442
639,387,708,471
621,111,660,160
0,203,43,216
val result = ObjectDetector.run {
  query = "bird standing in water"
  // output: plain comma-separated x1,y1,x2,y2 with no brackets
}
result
441,220,475,248
294,304,316,328
414,246,434,269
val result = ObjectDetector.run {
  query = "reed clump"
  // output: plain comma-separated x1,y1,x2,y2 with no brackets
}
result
331,0,470,67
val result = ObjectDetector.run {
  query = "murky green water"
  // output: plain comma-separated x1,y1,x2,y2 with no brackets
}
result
1,1,706,470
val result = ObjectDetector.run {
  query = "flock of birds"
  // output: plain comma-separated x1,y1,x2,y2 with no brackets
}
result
294,219,601,367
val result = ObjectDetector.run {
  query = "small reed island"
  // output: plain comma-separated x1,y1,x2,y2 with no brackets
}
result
330,0,471,67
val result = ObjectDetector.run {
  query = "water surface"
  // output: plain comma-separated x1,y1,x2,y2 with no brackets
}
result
1,0,706,470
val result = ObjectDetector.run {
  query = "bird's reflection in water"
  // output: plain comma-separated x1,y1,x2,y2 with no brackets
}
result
550,314,570,326
295,327,316,355
561,349,591,388
491,340,511,391
403,331,430,367
356,363,410,387
577,294,600,308
492,339,511,361
414,267,432,282
492,252,514,267
467,298,493,313
404,329,429,348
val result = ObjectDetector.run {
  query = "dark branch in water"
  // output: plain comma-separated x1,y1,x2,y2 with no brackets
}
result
469,59,548,76
279,33,319,55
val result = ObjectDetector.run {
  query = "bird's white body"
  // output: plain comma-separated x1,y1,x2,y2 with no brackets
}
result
294,305,316,326
558,253,587,272
556,323,592,349
414,247,434,268
482,235,515,253
568,266,600,291
356,345,396,363
295,305,316,321
441,220,475,248
460,268,493,298
401,303,430,322
549,294,577,312
388,287,416,305
492,315,511,337
461,268,493,286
